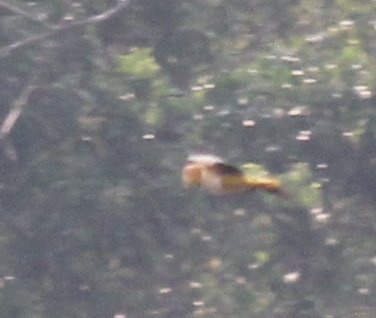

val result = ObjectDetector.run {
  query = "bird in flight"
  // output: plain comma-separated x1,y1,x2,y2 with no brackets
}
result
181,154,288,198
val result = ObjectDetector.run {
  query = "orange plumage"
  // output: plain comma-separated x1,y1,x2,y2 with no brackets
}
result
182,154,287,198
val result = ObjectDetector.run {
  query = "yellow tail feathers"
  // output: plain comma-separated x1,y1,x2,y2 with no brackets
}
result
182,154,288,198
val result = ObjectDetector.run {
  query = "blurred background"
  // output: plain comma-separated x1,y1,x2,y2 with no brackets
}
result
0,0,376,317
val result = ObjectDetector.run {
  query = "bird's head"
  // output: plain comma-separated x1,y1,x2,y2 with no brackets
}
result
181,162,202,187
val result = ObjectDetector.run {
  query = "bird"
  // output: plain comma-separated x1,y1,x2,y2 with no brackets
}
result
181,154,287,198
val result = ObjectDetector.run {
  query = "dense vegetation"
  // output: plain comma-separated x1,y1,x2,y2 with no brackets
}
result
1,0,376,317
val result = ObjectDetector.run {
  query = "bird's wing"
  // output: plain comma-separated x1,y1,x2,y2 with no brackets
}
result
187,154,224,165
210,162,244,176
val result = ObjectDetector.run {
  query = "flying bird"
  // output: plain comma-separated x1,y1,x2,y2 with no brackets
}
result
181,154,287,198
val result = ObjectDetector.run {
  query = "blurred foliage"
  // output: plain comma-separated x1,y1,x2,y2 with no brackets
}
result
117,48,159,79
0,0,376,318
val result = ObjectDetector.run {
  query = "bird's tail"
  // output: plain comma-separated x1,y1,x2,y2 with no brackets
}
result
246,178,289,199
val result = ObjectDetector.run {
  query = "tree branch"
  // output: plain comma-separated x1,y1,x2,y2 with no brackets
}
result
0,0,131,57
0,81,36,160
0,1,53,28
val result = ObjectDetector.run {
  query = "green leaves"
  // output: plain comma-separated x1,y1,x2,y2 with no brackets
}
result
117,48,160,79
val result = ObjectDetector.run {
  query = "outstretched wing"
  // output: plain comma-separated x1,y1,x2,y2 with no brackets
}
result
187,154,224,165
